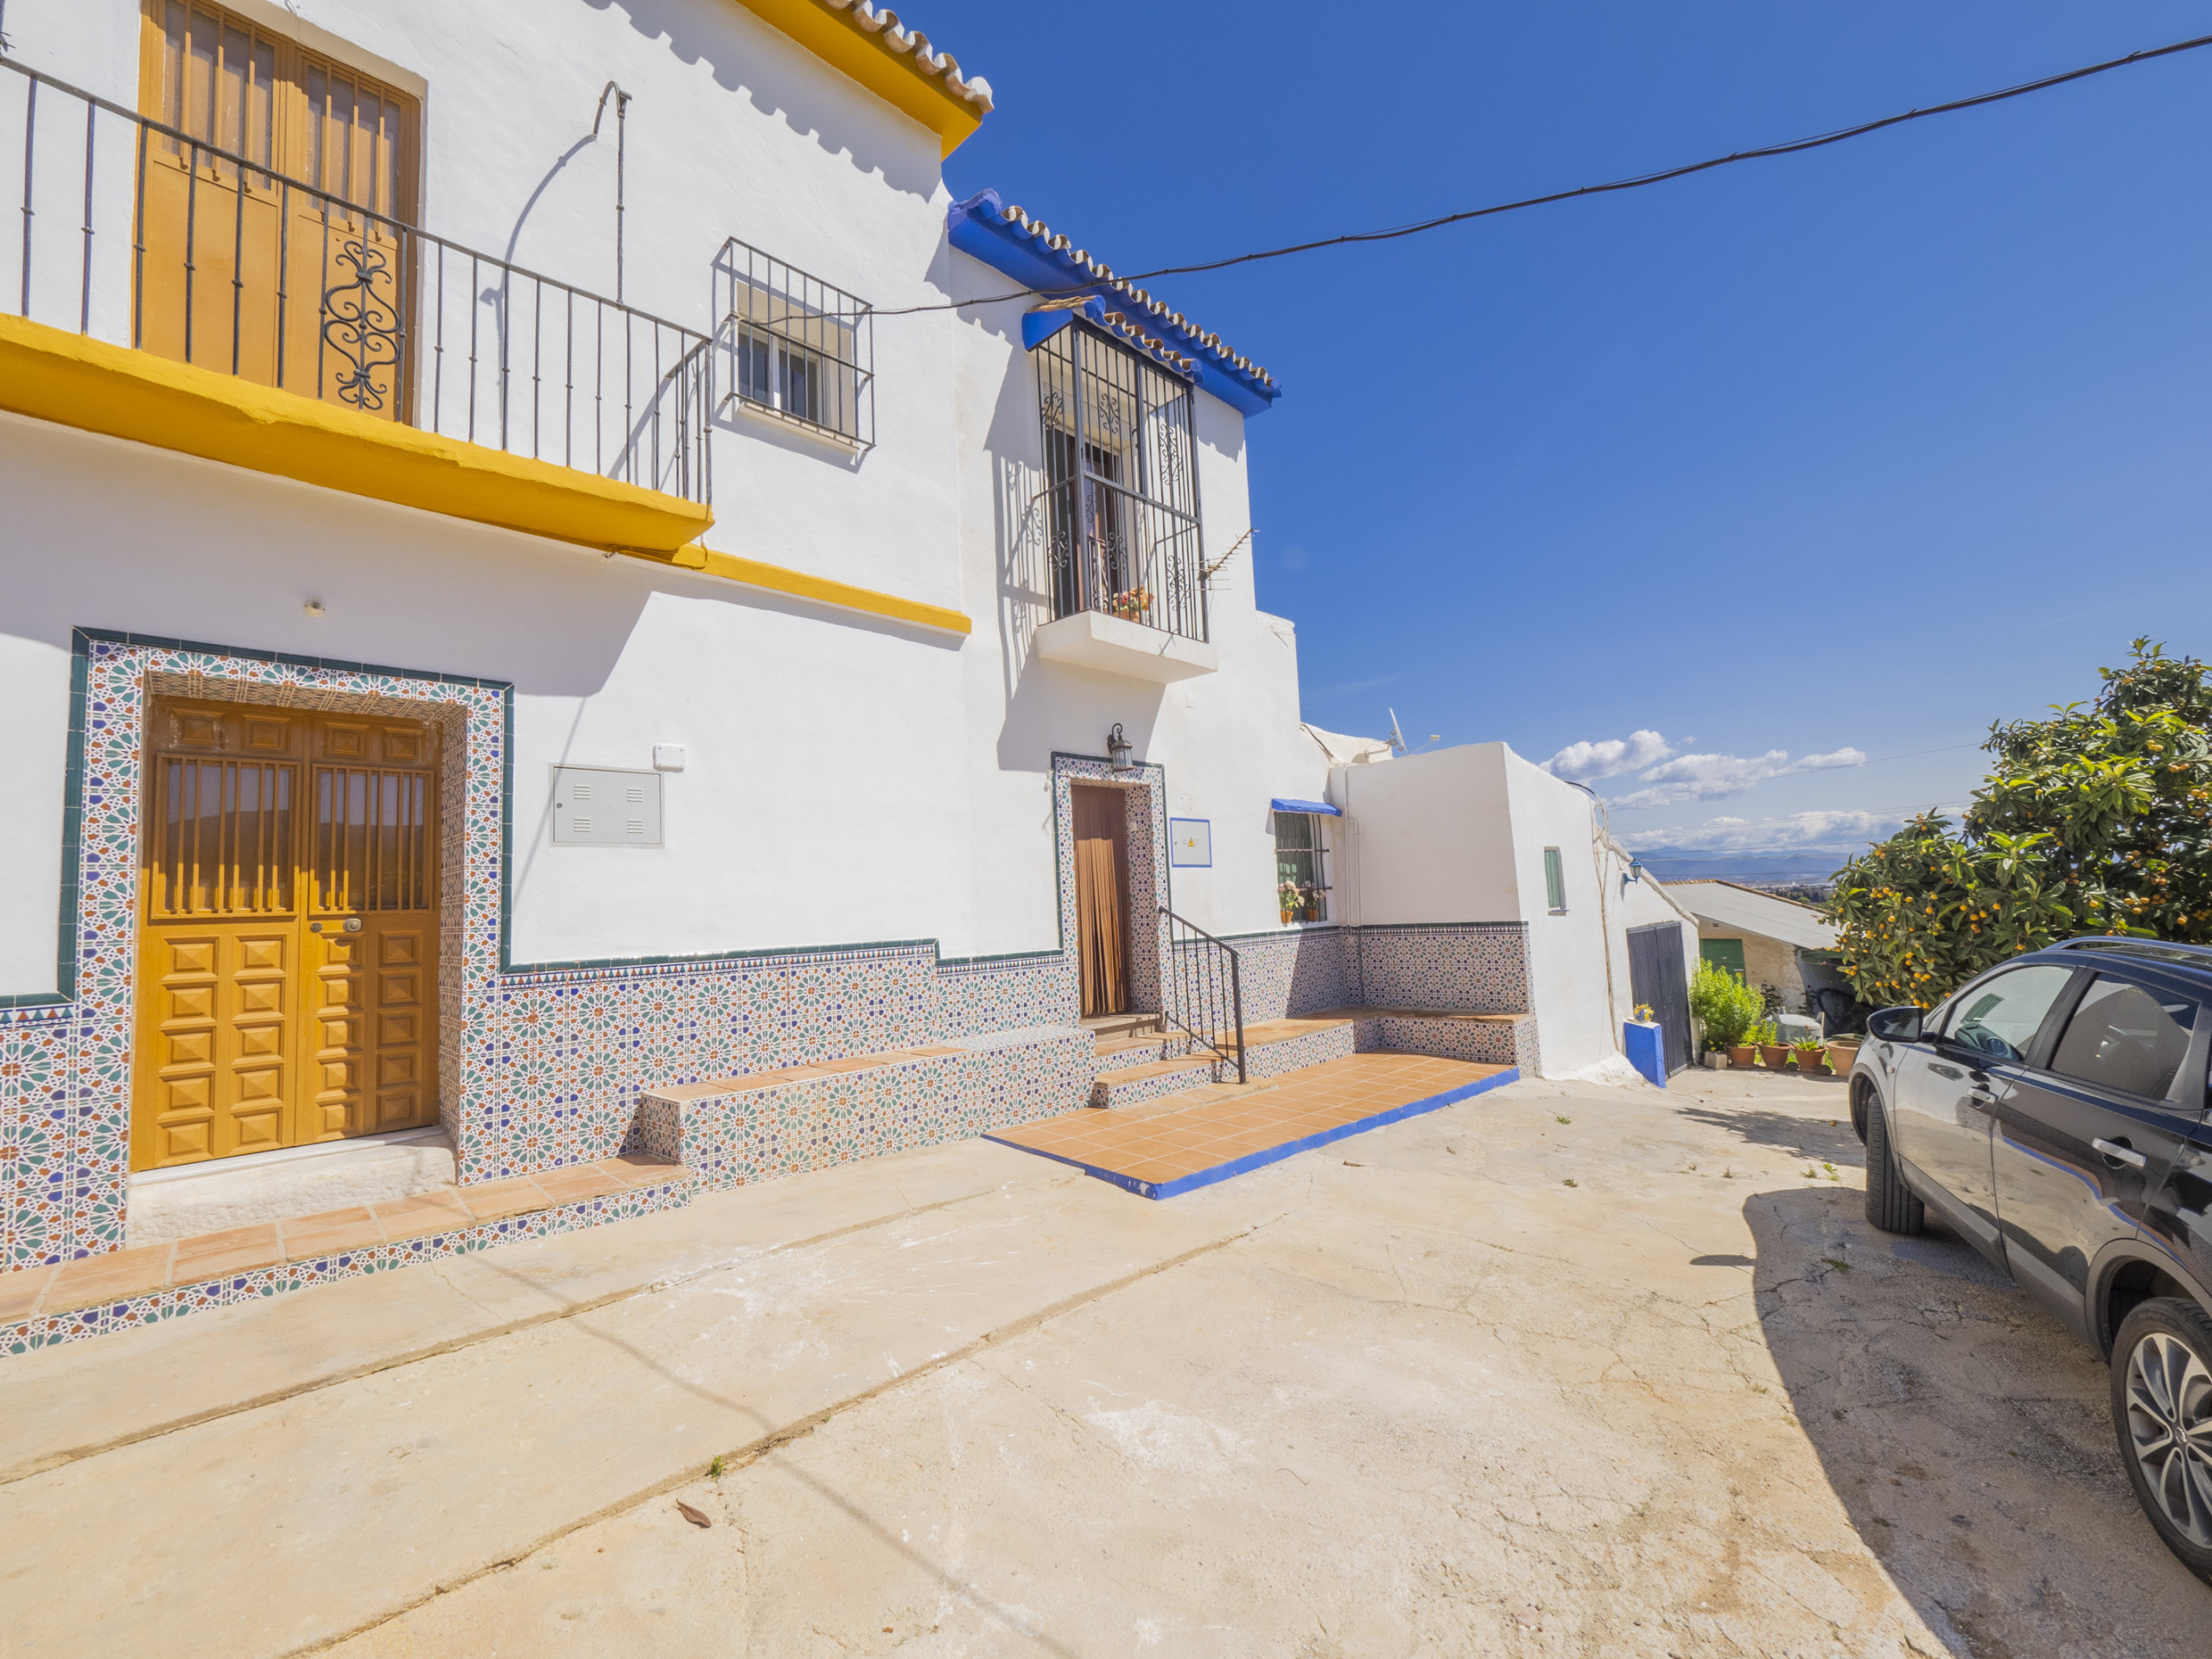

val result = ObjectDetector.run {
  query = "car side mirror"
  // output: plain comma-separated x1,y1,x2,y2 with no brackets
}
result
1866,1006,1925,1043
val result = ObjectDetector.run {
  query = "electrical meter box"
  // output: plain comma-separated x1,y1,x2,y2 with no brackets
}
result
550,766,663,846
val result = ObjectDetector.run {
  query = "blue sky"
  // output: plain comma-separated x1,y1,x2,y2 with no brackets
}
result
930,1,2212,859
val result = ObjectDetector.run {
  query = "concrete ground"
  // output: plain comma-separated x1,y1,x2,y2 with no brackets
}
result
1,1068,2204,1656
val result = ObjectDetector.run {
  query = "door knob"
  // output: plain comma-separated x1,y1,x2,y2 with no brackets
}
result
2094,1137,2148,1169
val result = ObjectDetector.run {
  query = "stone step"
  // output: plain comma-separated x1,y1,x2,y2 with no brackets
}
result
1,1154,693,1340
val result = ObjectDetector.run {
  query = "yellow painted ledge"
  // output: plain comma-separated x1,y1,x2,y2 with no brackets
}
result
627,543,971,637
734,0,986,157
0,315,714,554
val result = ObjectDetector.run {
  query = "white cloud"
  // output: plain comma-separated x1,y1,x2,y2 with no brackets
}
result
1541,728,1673,783
1607,744,1869,810
1797,747,1869,772
1630,810,1900,852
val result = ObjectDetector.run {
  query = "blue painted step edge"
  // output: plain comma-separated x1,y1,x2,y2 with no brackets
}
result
984,1066,1519,1201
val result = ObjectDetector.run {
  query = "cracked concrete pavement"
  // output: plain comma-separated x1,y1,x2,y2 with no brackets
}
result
2,1069,2204,1656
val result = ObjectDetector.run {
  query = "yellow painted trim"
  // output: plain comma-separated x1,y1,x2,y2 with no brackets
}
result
732,0,986,157
626,543,972,636
0,315,714,554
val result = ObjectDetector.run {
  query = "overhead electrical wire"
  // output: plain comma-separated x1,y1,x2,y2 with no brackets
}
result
858,29,2212,321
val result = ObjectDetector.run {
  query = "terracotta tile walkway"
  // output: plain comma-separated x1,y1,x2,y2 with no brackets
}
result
0,1154,686,1323
986,1052,1516,1198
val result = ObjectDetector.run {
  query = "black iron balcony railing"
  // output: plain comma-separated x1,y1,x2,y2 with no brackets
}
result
1,58,709,504
1034,320,1209,644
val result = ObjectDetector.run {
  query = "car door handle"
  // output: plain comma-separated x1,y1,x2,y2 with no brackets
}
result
2094,1137,2148,1169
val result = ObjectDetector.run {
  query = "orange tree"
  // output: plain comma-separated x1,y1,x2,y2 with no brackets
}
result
1829,639,2212,1007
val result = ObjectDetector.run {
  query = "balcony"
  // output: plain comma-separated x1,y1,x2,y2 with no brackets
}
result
0,59,712,554
1028,312,1217,681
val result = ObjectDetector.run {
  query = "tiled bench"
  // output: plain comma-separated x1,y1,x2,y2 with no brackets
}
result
633,1024,1095,1191
1310,1006,1539,1071
2,1154,691,1354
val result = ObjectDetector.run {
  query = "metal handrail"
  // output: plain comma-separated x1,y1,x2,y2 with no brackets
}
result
2,55,711,502
1159,906,1246,1084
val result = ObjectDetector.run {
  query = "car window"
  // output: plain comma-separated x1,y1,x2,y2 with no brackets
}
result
2048,975,2197,1101
1940,964,2076,1062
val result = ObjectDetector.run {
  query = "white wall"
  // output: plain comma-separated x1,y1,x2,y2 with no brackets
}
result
0,0,1341,987
1325,742,1705,1076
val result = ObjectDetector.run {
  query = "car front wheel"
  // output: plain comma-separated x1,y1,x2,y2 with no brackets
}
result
2112,1298,2212,1586
1862,1087,1924,1236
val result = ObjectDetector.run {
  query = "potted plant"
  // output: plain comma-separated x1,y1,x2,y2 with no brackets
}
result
1688,958,1763,1067
1757,1022,1792,1071
1278,880,1320,923
1826,1034,1861,1075
1790,1035,1829,1076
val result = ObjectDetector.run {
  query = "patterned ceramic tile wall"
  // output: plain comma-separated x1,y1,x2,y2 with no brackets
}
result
636,1026,1095,1191
1344,925,1530,1014
1240,1021,1357,1079
1365,1015,1535,1069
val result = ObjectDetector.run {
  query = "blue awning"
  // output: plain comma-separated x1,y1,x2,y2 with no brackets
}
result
1271,798,1341,817
948,189,1283,416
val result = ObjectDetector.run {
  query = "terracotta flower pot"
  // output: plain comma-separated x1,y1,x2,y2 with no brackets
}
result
1760,1044,1793,1070
1794,1053,1830,1077
1727,1045,1757,1067
1827,1042,1859,1075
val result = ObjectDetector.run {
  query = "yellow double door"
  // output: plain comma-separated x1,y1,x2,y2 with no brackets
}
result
130,697,441,1172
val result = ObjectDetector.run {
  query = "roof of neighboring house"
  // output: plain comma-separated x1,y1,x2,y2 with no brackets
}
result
1304,724,1394,766
1662,879,1838,952
734,1,993,156
946,191,1282,416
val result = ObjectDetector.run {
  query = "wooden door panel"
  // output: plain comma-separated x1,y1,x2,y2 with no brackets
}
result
134,696,439,1170
134,924,298,1166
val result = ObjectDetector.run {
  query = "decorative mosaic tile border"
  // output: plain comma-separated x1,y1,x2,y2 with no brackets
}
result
3,1173,692,1357
636,1026,1096,1192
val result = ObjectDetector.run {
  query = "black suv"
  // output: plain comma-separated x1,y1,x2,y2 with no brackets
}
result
1851,937,2212,1584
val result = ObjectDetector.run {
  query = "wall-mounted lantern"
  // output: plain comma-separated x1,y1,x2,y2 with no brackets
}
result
1106,723,1134,771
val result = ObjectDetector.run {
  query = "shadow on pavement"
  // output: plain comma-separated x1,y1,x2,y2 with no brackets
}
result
1676,1103,1866,1168
1742,1183,2208,1656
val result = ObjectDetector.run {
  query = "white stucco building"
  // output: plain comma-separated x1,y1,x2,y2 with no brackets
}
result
0,0,1671,1328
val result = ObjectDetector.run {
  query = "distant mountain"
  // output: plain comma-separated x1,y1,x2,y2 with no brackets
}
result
1624,845,1856,887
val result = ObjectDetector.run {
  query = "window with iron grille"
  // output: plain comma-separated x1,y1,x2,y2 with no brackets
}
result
712,238,874,449
1034,322,1206,641
1274,812,1328,923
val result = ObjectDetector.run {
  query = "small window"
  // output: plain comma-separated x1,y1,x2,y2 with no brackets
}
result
1542,847,1567,913
2049,975,2197,1101
1938,963,2077,1062
1274,812,1327,923
713,238,874,449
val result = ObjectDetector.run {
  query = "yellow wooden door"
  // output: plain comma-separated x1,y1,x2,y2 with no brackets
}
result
132,699,440,1172
135,1,417,416
305,720,439,1141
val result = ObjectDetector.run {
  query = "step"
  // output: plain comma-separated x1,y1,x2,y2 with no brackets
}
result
2,1154,693,1351
1090,1015,1361,1109
1080,1013,1164,1039
1304,1006,1539,1071
636,1024,1095,1192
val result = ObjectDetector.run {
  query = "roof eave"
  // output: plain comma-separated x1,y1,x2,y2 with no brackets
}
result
734,0,991,157
948,190,1282,416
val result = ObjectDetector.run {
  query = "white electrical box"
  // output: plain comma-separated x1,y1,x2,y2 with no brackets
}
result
550,766,663,846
